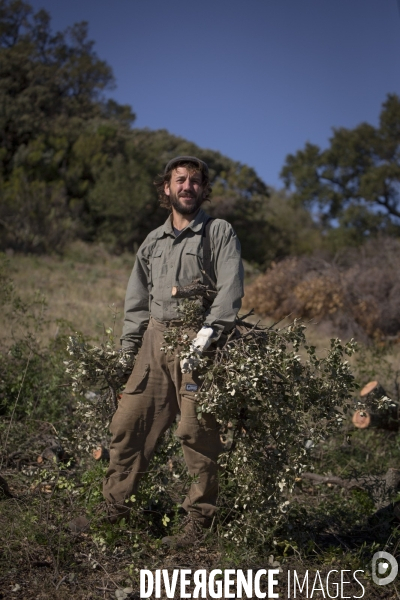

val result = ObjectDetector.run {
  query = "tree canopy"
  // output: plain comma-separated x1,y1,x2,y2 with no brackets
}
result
0,0,331,264
281,94,400,248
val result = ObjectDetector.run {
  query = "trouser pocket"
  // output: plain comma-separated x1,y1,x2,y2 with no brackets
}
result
124,363,150,394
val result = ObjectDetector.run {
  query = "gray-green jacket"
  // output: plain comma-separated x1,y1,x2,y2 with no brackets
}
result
121,208,244,349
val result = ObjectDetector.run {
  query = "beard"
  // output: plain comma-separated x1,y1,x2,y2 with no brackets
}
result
169,190,203,215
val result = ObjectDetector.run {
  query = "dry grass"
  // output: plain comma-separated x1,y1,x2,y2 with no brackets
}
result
1,242,135,345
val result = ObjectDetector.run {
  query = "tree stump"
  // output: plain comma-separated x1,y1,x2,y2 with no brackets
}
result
352,381,399,431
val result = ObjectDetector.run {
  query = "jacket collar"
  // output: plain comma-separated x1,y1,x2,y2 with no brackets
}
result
158,208,208,238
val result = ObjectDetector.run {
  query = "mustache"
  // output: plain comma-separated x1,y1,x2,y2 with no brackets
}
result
178,193,195,198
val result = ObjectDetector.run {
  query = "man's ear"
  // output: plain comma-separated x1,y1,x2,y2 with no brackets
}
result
164,181,171,197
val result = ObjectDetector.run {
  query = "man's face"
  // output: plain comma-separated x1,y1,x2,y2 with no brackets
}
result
164,166,204,216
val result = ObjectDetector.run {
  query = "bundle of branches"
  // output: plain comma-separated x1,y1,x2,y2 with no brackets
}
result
65,295,360,549
159,299,359,548
64,329,130,453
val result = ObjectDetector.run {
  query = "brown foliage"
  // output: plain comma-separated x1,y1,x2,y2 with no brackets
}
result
243,237,400,340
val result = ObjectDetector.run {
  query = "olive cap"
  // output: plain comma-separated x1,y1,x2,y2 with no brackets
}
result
164,155,209,176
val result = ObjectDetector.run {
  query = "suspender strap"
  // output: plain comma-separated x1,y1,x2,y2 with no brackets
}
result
202,217,216,309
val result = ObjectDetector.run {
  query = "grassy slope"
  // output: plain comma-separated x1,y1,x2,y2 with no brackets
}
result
3,242,134,345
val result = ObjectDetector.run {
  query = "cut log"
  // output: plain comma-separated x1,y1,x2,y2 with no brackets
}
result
40,446,61,463
352,411,371,429
92,446,110,461
38,445,73,465
360,380,386,398
352,407,399,430
352,380,399,430
171,278,217,299
385,468,400,491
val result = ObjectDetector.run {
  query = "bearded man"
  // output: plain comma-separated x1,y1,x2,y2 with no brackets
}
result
102,156,244,547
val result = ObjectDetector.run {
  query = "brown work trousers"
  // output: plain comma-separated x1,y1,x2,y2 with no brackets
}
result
102,318,222,525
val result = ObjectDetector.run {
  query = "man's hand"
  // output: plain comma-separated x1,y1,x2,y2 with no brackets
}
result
180,327,214,374
115,346,138,384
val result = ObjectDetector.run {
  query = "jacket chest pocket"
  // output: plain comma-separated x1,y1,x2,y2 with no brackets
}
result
180,250,202,285
150,249,166,281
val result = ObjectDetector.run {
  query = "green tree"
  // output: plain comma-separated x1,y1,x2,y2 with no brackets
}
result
281,94,400,248
0,0,134,251
0,0,318,266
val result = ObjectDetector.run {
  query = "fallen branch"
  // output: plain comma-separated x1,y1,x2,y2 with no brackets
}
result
302,468,400,493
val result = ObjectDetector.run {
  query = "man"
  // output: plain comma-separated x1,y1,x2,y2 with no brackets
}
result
102,156,244,547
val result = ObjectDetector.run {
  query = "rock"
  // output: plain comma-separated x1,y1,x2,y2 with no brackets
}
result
67,516,90,534
115,589,133,599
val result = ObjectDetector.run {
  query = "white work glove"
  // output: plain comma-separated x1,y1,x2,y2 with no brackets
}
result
180,327,214,374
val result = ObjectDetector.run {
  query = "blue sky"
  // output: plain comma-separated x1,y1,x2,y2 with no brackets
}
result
28,0,400,188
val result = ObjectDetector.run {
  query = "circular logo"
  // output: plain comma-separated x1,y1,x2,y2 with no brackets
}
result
372,551,398,586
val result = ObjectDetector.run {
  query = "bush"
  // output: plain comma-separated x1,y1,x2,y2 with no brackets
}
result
165,305,358,550
243,237,400,340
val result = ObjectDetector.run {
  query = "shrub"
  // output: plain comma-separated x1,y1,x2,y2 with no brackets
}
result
243,237,400,340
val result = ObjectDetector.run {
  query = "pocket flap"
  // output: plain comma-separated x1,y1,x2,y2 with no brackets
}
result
185,249,202,257
124,364,150,395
